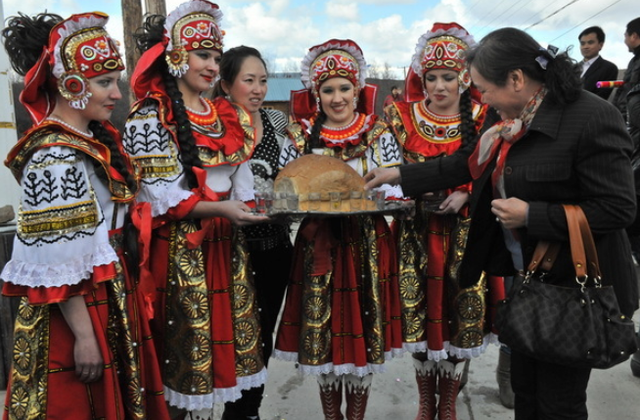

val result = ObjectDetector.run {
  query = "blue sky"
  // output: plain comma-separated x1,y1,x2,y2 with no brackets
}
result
1,0,637,79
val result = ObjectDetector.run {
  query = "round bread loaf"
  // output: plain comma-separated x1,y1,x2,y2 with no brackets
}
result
274,154,377,212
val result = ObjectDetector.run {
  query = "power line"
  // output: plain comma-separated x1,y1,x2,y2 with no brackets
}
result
549,0,624,42
524,0,582,30
476,0,530,32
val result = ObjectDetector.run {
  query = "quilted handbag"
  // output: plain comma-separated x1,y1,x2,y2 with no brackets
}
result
495,204,638,369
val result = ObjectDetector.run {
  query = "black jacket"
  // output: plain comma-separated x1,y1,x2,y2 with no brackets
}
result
400,91,638,316
580,56,619,100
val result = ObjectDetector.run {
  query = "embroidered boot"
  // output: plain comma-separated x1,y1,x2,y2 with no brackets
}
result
344,374,372,420
496,348,515,409
437,360,465,420
413,358,437,420
318,373,344,420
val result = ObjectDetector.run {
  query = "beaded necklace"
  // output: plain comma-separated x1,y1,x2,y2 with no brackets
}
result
318,112,366,141
185,97,218,126
414,100,461,141
47,117,94,138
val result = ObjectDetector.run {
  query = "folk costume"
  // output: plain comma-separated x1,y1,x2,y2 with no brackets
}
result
1,13,169,420
122,1,265,416
385,23,503,420
273,39,404,420
224,107,294,420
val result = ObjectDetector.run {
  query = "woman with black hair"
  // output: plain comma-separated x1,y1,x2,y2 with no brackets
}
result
273,39,404,420
122,2,267,419
366,27,638,420
211,45,293,420
384,22,503,420
1,11,170,420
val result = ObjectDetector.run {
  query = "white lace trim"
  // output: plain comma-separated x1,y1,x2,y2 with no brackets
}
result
235,367,268,391
230,187,254,202
150,189,194,218
411,26,476,78
300,40,367,90
163,367,267,409
402,334,499,361
164,1,223,52
1,241,118,288
274,350,390,376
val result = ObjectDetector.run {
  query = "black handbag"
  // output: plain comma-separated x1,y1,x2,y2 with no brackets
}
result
495,204,638,369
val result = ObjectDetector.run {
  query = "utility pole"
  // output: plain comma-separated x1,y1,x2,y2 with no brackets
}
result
121,0,144,87
120,0,166,102
145,0,167,17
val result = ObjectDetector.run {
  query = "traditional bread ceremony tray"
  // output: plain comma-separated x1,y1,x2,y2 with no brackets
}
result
256,199,415,219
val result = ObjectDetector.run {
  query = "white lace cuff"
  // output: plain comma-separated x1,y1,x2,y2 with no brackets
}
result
1,241,118,288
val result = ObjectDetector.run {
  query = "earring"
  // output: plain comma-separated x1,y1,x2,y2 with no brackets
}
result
423,89,429,100
316,96,321,113
353,96,358,108
210,75,220,89
58,71,92,110
165,47,189,78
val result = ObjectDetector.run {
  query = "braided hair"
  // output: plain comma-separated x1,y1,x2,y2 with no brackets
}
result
304,111,327,155
134,14,203,190
458,89,476,147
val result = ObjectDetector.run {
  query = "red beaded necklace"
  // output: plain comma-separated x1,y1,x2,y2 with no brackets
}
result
317,113,366,141
185,97,218,126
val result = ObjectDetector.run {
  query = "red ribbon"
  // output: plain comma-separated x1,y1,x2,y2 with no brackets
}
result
185,167,220,249
130,201,155,318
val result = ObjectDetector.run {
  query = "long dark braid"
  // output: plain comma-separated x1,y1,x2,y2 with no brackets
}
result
162,67,203,189
458,89,476,147
305,111,327,155
88,121,138,193
134,14,203,190
89,122,141,278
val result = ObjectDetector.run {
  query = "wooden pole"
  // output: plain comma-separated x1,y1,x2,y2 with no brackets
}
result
145,0,167,17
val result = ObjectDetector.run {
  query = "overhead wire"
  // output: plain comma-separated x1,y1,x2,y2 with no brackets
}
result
549,0,624,42
524,0,583,30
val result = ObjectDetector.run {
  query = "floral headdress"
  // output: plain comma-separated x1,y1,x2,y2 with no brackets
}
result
21,12,124,121
405,22,475,101
163,0,223,77
291,39,377,121
301,39,367,102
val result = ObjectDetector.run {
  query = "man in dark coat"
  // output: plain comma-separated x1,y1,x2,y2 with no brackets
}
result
578,26,619,100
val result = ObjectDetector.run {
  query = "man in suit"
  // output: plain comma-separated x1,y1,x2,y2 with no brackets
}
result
579,26,619,100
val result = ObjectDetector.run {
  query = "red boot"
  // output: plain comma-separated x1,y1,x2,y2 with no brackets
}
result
344,374,372,420
413,358,437,420
437,360,465,420
318,373,344,420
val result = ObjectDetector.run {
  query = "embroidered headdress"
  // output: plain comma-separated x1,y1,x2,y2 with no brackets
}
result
405,22,475,101
300,39,367,101
21,12,124,122
291,39,377,121
163,0,223,77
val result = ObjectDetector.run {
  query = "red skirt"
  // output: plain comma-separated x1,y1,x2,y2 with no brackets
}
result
394,206,504,360
149,217,265,409
3,233,169,420
275,215,403,376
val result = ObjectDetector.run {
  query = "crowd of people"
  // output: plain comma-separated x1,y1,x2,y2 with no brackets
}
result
0,1,638,420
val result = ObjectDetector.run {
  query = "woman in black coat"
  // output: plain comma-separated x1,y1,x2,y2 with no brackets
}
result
366,27,638,420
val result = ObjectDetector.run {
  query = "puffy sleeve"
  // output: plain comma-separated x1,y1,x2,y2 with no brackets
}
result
230,161,255,202
367,118,405,199
278,136,303,169
123,102,195,218
1,146,117,293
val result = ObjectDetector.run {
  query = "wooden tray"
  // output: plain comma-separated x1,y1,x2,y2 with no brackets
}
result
261,200,414,218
